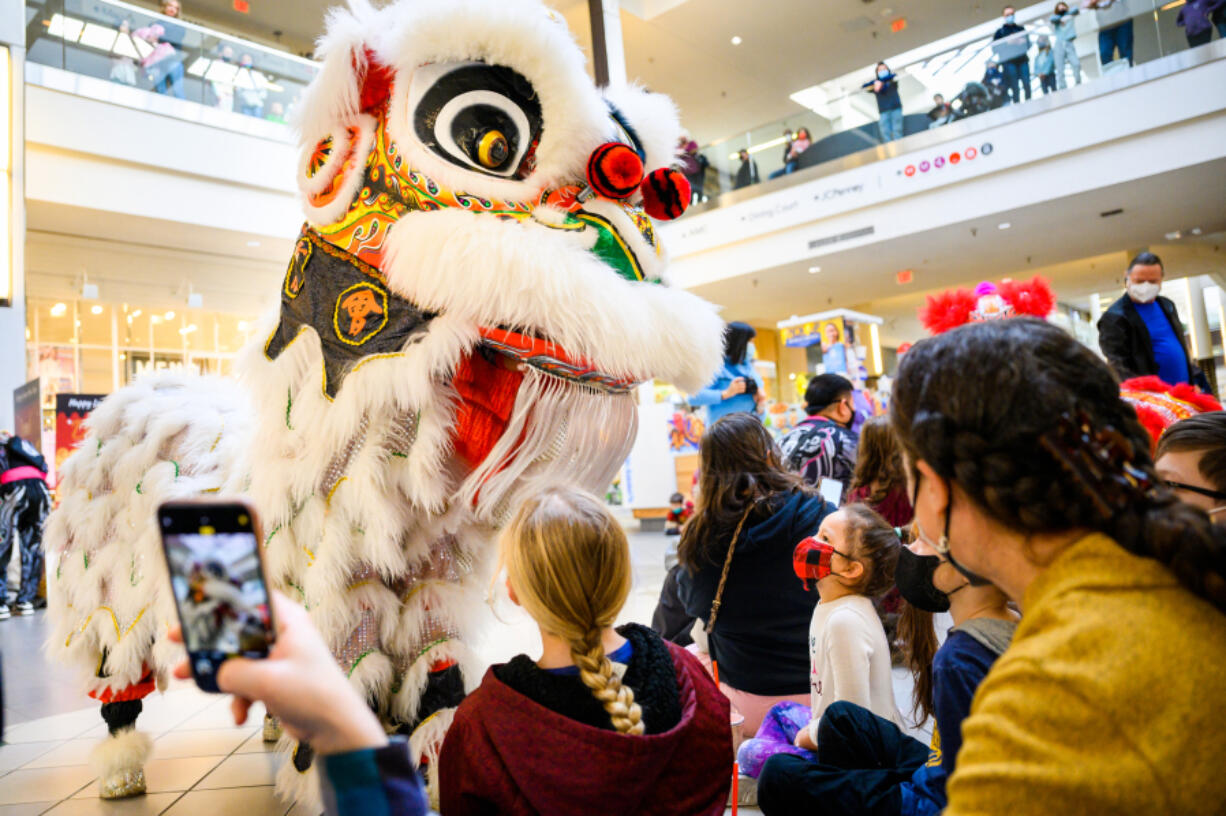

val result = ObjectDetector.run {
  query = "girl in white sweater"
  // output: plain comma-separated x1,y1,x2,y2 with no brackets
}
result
737,504,901,793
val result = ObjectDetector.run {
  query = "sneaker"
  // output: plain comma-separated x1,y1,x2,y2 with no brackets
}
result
728,774,758,808
0,605,9,620
15,602,34,616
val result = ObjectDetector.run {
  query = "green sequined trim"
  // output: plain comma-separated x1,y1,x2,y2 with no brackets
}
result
411,637,449,666
390,451,407,458
286,388,294,430
347,649,376,677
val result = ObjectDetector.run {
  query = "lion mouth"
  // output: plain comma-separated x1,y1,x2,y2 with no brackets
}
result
477,326,640,393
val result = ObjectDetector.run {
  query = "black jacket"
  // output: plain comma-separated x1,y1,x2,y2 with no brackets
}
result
1097,294,1207,388
734,158,759,189
677,490,831,696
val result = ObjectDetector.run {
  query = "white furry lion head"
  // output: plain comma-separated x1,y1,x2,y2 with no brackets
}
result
286,0,723,394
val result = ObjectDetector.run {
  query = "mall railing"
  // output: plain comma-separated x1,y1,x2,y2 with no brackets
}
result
693,0,1219,201
25,0,319,134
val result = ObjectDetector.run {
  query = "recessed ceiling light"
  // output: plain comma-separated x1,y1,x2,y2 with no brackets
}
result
808,265,821,274
50,302,67,317
730,35,742,45
90,304,103,315
998,222,1011,230
164,310,175,320
1165,231,1182,240
1191,227,1203,235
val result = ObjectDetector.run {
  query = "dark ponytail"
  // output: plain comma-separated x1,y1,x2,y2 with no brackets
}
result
897,601,938,724
892,318,1226,613
843,503,900,598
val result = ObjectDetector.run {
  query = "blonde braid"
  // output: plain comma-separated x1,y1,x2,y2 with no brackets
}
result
569,628,644,735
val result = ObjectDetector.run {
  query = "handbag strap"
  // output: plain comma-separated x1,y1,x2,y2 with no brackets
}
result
705,501,757,634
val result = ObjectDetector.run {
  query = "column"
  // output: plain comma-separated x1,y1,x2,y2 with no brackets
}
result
587,0,627,87
1183,274,1214,368
0,2,25,432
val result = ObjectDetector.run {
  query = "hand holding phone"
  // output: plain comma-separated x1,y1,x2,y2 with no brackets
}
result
159,500,274,693
170,592,388,756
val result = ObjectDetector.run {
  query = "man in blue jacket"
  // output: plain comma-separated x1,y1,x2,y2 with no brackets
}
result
1097,252,1211,390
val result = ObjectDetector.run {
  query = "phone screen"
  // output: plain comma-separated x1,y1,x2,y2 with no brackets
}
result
159,501,273,691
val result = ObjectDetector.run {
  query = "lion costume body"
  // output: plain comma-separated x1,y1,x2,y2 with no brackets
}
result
44,0,724,806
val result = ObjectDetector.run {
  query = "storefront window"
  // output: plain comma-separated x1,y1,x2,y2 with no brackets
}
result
25,298,257,410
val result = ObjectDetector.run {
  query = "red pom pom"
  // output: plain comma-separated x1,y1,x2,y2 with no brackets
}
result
919,289,977,335
641,168,690,221
586,142,643,200
999,276,1056,319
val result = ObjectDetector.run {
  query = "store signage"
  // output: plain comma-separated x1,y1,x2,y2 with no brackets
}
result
127,353,206,381
901,143,992,180
783,316,845,349
54,394,105,486
665,132,1007,260
12,379,40,447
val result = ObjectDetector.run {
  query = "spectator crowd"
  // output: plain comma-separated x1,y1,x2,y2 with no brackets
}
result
723,0,1224,197
206,312,1226,816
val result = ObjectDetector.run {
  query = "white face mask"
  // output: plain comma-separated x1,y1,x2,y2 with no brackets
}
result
1128,282,1160,303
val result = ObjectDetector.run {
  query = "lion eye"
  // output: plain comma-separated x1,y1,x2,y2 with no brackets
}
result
407,62,542,179
477,130,509,168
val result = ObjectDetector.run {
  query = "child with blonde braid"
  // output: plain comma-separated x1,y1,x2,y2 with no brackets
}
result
438,488,733,815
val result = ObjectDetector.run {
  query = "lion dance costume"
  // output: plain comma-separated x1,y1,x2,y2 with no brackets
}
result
44,0,724,807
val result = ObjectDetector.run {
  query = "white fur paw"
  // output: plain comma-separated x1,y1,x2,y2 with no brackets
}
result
90,729,152,799
263,713,282,743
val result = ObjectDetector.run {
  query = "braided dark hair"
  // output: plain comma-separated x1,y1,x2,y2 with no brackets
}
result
891,318,1226,613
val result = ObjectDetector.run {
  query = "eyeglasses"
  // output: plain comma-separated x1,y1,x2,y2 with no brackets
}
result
1163,480,1226,502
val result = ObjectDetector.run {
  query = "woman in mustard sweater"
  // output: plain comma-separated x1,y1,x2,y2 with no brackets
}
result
890,318,1226,815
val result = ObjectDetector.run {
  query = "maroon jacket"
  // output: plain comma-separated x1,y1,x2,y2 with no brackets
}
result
438,641,732,815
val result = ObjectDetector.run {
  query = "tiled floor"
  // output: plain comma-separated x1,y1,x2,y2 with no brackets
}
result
0,521,925,815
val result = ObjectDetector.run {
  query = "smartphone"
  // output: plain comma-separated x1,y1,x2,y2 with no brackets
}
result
158,499,275,693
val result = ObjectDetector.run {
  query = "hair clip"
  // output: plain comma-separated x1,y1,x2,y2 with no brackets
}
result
1039,411,1154,519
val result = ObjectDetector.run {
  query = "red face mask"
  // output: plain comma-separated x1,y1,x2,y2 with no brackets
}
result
793,537,836,591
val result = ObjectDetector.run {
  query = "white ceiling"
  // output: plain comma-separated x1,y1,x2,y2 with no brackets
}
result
143,0,990,143
687,158,1226,343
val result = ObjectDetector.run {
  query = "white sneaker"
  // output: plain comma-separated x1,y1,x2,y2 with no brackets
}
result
0,605,10,620
15,602,34,616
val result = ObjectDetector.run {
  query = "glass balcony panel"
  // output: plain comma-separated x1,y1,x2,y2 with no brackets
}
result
27,0,318,133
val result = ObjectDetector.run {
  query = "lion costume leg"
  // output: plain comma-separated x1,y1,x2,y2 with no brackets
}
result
44,374,253,798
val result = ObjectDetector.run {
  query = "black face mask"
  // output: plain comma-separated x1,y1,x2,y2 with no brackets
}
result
911,474,994,588
894,546,951,612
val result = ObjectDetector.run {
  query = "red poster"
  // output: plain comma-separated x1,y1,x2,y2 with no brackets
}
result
54,394,105,486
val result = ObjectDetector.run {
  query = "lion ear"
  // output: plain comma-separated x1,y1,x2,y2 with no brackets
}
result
297,113,376,228
294,2,390,226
